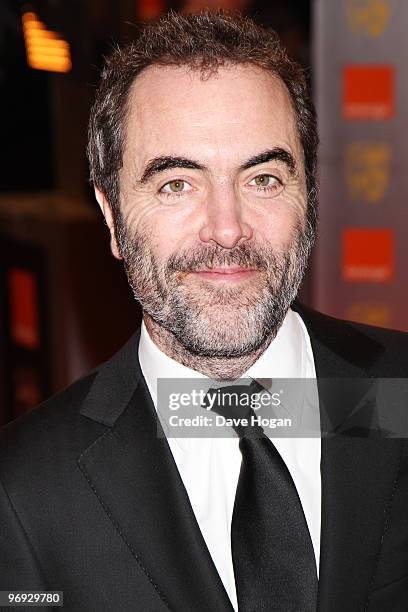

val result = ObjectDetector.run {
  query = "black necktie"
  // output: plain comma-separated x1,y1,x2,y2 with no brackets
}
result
205,381,318,611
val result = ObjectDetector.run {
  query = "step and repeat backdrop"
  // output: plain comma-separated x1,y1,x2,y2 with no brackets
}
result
313,0,408,331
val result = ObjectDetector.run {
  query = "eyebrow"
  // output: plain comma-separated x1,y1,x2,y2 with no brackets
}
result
138,156,205,184
137,147,297,184
239,148,297,175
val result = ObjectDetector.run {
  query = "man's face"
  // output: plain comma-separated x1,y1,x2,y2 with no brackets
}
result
108,64,313,358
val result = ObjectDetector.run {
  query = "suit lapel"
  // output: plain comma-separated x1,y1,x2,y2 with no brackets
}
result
78,333,233,612
293,303,405,611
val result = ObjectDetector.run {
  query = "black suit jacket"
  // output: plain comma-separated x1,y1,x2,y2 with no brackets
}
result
1,304,408,612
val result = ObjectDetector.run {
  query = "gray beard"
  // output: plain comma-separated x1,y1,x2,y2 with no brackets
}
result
116,219,314,359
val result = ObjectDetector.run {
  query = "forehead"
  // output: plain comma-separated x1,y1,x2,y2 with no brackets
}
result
123,63,301,167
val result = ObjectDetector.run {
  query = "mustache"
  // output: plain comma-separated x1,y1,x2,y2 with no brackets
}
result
166,243,272,274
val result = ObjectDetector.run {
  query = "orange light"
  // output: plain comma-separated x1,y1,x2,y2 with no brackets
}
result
29,55,72,73
25,31,62,42
22,9,72,73
22,12,38,22
26,41,70,54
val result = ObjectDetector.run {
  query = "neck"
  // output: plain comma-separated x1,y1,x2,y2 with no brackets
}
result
143,314,276,380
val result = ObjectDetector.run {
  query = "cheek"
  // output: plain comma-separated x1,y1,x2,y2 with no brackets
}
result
149,217,198,265
253,190,306,249
121,199,193,264
119,190,159,234
119,176,201,241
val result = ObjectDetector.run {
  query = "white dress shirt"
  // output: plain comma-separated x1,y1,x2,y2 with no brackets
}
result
138,308,321,611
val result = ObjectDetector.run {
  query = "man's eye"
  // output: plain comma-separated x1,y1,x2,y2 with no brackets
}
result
160,180,192,194
248,174,281,190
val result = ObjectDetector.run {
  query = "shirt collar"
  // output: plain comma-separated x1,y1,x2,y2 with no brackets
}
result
139,308,307,405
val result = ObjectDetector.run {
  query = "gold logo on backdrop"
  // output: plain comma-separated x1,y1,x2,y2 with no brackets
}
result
345,143,391,204
346,0,390,37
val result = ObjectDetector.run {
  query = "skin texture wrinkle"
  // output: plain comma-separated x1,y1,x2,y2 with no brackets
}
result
95,64,314,380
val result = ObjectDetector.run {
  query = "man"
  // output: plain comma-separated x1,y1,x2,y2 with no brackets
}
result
1,10,408,612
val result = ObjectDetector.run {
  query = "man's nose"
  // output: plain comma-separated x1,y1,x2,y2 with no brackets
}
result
198,186,253,249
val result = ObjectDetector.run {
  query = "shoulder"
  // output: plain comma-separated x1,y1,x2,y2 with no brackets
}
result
0,371,104,484
293,300,407,341
292,302,408,376
0,329,143,512
320,308,408,347
0,328,142,456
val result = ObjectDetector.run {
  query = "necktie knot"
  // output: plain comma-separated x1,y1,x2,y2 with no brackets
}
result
203,380,266,439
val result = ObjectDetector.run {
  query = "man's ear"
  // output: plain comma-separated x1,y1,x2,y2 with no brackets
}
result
94,188,123,260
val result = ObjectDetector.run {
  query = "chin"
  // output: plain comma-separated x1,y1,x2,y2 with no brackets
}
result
171,312,276,359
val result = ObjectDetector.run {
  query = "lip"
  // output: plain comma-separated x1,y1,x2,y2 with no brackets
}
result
189,267,258,282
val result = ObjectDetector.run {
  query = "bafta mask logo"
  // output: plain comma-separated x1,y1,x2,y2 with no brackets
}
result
346,0,390,37
345,142,391,204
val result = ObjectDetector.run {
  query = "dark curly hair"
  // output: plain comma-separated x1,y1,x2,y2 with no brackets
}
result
87,10,318,232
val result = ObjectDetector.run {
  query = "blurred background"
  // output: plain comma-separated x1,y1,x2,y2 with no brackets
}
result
0,0,406,425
